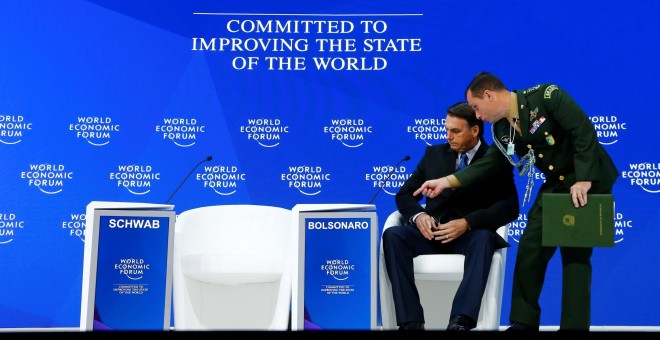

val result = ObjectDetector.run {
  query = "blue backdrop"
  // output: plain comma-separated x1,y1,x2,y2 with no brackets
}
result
1,0,657,329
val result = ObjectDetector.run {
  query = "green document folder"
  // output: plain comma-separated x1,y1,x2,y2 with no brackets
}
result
542,193,615,248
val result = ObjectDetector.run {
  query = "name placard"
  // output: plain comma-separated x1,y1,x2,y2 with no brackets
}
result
292,205,377,331
81,202,175,331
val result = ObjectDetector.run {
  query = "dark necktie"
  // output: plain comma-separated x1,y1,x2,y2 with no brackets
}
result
456,153,469,171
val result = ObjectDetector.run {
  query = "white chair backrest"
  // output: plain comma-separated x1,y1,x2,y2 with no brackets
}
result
173,204,293,330
177,204,290,256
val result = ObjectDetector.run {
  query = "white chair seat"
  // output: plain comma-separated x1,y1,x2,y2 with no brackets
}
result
413,255,465,280
181,254,283,285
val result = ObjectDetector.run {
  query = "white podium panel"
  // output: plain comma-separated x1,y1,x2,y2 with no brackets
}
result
80,201,175,331
291,204,378,331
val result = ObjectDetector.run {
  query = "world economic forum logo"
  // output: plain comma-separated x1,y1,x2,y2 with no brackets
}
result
323,118,372,148
155,117,206,147
115,258,150,281
406,117,446,146
590,114,626,145
321,259,355,281
20,163,73,194
197,163,246,196
0,114,32,145
240,118,288,147
281,165,331,195
0,212,25,245
621,162,660,193
109,164,161,195
62,211,86,242
365,163,410,196
613,202,632,243
69,116,119,146
507,213,527,244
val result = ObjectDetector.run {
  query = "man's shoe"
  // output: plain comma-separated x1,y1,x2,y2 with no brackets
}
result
505,321,538,331
447,314,475,331
398,321,425,331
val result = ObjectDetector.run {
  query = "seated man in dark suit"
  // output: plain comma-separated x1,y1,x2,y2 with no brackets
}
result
382,101,519,331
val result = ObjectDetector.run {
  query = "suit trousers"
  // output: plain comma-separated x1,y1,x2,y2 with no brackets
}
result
509,202,593,330
382,225,498,325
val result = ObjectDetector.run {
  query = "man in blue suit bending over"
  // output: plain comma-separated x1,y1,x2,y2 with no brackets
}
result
382,101,519,331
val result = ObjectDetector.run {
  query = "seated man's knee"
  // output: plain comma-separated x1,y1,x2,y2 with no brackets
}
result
383,225,411,246
382,226,399,245
468,229,495,242
465,229,498,252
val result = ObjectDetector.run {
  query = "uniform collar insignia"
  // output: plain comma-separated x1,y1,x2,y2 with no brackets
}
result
522,84,541,94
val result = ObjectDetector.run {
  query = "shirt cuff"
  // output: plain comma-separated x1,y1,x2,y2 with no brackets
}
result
411,212,425,225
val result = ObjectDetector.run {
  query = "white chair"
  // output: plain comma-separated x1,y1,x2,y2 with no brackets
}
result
378,209,508,330
172,204,293,331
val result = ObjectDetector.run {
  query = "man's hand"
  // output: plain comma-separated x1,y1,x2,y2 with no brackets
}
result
412,177,451,198
570,181,592,208
432,218,470,243
414,213,437,240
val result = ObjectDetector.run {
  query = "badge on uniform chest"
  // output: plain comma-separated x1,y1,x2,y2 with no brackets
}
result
505,117,518,156
545,134,555,145
507,143,515,155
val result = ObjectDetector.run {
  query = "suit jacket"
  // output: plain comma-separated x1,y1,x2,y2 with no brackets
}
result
455,84,619,197
395,141,519,247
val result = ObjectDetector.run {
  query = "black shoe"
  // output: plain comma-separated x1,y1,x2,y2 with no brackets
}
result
398,321,425,331
505,321,538,331
447,314,475,331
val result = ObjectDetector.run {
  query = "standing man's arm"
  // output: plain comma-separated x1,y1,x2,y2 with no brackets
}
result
414,145,513,198
462,174,519,232
434,169,519,243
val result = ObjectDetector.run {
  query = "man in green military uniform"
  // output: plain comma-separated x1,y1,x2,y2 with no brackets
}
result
413,72,618,331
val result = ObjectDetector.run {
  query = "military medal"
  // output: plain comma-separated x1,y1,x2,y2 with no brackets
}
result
530,116,546,134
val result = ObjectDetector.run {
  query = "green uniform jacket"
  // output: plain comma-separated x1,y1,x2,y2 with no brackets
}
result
456,84,619,197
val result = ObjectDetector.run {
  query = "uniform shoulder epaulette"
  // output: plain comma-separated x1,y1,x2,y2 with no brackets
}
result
543,84,559,99
522,84,542,95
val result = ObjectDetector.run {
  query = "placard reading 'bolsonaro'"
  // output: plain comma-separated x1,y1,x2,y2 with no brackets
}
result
303,214,377,330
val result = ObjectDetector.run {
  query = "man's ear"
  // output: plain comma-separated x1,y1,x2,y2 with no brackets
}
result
471,124,480,137
484,89,494,101
484,90,493,100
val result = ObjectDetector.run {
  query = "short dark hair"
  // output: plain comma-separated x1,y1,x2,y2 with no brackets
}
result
446,101,484,139
465,71,507,99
